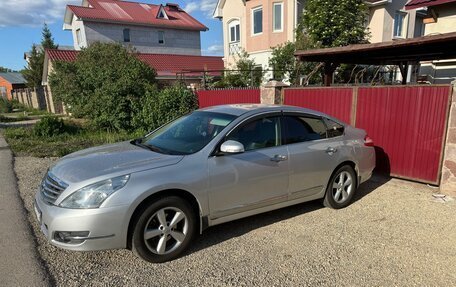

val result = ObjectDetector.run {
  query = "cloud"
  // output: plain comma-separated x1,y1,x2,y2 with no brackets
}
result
205,44,223,55
183,0,217,17
184,2,199,14
200,0,218,15
0,0,79,27
183,2,199,14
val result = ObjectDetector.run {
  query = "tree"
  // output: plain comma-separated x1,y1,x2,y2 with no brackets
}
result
41,23,58,49
293,0,369,85
0,66,15,72
301,0,369,48
22,23,58,88
49,43,157,131
212,50,263,88
269,42,299,83
22,44,43,88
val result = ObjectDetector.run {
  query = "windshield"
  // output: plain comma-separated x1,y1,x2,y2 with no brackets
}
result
140,111,237,155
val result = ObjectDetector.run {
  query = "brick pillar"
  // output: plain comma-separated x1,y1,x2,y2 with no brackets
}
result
260,80,289,105
440,81,456,196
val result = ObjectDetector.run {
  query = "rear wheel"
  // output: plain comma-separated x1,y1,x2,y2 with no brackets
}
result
323,165,357,209
132,196,196,263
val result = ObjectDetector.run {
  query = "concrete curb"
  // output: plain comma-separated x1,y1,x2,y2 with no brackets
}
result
0,131,51,287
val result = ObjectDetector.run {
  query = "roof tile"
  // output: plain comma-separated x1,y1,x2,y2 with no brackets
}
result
68,0,207,31
46,49,223,77
0,72,27,84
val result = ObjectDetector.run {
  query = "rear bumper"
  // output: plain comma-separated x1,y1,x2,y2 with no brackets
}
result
34,192,129,251
358,147,376,184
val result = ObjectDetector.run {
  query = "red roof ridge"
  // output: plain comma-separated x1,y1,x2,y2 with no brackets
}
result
135,52,223,58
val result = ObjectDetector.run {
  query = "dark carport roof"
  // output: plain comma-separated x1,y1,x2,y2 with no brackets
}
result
295,32,456,65
405,0,456,10
0,72,26,84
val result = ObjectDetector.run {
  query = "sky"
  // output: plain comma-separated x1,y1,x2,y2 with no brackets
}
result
0,0,223,71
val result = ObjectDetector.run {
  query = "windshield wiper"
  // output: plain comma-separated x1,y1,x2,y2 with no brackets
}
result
131,138,170,155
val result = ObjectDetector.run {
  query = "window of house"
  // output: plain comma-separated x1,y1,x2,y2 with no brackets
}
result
158,31,165,44
157,6,168,19
228,20,240,43
252,6,263,35
123,28,130,42
273,2,283,32
393,11,407,38
0,87,6,99
296,0,305,27
76,29,82,45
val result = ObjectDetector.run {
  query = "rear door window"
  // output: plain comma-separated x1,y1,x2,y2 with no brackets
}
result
324,118,345,138
283,116,327,144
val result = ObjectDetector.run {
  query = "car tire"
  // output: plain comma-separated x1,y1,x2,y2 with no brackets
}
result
323,165,357,209
132,196,197,263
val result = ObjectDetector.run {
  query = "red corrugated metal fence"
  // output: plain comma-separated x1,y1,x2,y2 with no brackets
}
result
355,86,450,184
284,87,353,124
283,85,451,184
197,88,261,108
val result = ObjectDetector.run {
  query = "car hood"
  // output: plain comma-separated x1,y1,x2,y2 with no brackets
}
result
50,141,184,184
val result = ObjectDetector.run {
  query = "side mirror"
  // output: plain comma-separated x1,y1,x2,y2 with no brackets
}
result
220,140,245,154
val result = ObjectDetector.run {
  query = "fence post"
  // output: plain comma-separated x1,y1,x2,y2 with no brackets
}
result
260,80,289,105
440,81,456,196
350,86,359,126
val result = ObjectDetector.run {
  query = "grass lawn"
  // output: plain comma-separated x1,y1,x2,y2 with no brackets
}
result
2,123,143,157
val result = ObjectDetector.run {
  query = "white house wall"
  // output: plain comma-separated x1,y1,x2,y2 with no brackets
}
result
82,21,202,55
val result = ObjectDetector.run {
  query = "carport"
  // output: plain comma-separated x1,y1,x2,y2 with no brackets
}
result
295,32,456,86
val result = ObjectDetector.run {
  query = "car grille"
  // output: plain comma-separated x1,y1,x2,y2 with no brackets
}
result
40,172,68,205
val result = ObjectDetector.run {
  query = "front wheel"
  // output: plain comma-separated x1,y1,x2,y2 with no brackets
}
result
323,165,357,209
132,196,196,263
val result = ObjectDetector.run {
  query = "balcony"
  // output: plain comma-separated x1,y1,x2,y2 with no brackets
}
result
229,42,242,55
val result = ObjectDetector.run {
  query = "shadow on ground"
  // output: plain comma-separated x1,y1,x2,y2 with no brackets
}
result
186,173,391,257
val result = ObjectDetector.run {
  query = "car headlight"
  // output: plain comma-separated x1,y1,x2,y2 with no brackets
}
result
59,175,130,209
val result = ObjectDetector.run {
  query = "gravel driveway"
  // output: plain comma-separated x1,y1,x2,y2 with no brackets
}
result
15,156,456,286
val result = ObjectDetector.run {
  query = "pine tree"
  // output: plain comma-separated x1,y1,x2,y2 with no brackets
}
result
22,45,44,88
41,23,58,49
22,24,58,88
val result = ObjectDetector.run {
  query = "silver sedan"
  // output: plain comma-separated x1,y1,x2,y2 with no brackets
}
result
34,104,375,263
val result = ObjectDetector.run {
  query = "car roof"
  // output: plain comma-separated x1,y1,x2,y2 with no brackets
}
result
199,104,329,118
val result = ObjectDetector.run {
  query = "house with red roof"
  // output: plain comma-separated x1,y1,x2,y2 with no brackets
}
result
64,0,208,55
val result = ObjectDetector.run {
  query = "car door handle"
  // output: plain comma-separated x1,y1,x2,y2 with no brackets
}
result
326,147,338,154
270,154,288,162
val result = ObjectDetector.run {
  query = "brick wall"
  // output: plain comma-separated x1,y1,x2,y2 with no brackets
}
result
0,77,13,100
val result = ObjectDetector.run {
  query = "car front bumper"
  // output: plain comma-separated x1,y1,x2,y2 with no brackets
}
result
34,192,129,251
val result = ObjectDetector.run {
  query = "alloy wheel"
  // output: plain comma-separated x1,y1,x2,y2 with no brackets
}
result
331,171,354,204
143,207,189,255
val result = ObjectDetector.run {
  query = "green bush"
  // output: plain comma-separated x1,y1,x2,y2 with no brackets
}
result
33,116,66,137
49,43,157,131
0,98,13,113
132,84,198,132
